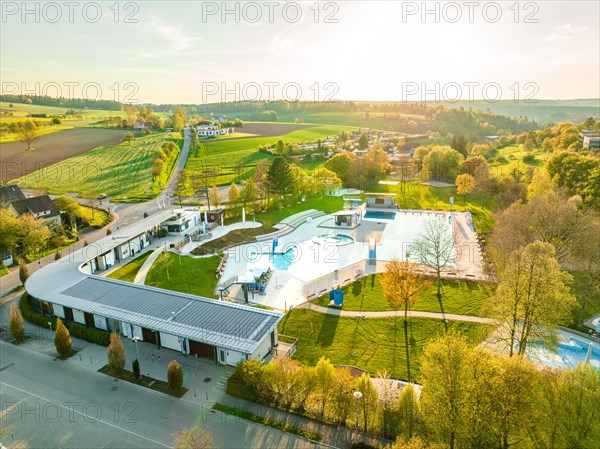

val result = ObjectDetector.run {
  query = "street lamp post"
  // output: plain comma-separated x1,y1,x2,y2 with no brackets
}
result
353,391,363,436
133,336,140,362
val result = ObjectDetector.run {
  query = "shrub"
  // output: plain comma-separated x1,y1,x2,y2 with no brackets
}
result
19,261,29,284
167,360,183,391
83,240,89,247
132,359,140,380
522,153,536,163
54,318,72,357
54,251,62,260
143,212,148,218
9,302,25,343
106,229,112,236
495,155,508,164
108,330,126,374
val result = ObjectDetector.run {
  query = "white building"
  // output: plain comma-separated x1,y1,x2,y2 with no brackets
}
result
197,125,232,137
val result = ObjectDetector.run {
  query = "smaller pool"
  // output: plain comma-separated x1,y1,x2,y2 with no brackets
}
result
249,247,298,271
364,211,396,220
529,333,600,371
313,234,355,246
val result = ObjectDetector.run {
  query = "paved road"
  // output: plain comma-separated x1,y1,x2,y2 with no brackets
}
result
0,342,325,449
301,303,492,324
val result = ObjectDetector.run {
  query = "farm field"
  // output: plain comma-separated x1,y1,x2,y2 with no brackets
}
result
312,274,494,316
12,132,182,200
0,128,127,183
278,308,488,381
185,123,354,185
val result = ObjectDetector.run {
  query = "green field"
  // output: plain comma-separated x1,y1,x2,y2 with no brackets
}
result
313,274,494,316
279,308,487,381
107,251,152,283
185,124,354,186
145,252,221,298
13,133,182,200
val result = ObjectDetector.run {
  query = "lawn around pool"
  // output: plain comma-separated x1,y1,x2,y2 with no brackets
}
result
145,252,221,298
312,274,494,316
107,251,152,283
278,308,488,381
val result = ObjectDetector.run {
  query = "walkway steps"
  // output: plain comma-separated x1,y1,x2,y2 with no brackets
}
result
256,209,326,242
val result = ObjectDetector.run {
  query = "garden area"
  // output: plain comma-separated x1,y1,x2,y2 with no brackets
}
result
107,251,152,283
278,308,488,381
312,274,494,316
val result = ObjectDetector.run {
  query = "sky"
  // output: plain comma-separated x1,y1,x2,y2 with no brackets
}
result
1,1,599,104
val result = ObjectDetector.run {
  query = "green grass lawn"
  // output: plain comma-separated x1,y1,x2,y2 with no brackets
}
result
145,252,221,298
312,274,493,316
279,308,488,381
185,124,354,186
14,133,182,200
0,124,74,143
193,195,344,254
78,205,111,228
107,251,152,283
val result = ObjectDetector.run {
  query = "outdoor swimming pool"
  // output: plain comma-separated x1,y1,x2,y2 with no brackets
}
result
249,247,298,271
312,234,355,246
364,211,396,220
529,330,600,370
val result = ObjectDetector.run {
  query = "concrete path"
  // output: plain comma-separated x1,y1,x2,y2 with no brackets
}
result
133,247,164,285
300,302,493,324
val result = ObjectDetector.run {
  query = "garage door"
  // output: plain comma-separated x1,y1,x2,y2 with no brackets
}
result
160,332,181,352
189,339,215,360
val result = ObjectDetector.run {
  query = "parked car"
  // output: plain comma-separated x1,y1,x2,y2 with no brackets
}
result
97,193,107,200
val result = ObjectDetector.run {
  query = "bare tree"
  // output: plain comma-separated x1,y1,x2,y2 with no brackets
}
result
173,427,214,449
410,216,460,331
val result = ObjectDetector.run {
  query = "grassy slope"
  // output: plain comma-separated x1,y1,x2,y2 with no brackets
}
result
279,308,487,381
185,124,354,185
107,251,152,283
13,133,182,200
313,274,494,316
145,252,221,298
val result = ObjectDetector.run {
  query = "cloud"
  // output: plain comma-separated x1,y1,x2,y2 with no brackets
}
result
546,24,594,42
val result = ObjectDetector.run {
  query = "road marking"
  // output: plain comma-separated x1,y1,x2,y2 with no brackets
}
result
0,381,170,448
0,363,15,372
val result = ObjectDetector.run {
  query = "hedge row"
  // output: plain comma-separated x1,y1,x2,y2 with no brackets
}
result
213,403,322,442
19,293,111,346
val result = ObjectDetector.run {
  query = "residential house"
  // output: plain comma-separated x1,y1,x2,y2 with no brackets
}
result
9,195,62,227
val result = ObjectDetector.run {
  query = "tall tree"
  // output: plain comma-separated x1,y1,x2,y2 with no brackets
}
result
267,156,293,197
108,330,126,374
410,217,459,331
54,318,71,357
208,186,221,208
9,302,25,343
420,333,471,449
357,373,378,434
315,357,335,420
167,360,184,391
227,183,240,208
486,242,576,356
381,260,430,382
19,119,38,150
455,173,475,203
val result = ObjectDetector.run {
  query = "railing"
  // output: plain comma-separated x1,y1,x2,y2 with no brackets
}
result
276,334,298,358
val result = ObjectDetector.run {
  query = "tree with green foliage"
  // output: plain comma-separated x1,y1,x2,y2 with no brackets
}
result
487,242,576,356
54,318,71,357
19,119,38,149
357,373,378,434
358,133,369,150
315,357,335,420
324,153,355,186
9,302,25,343
208,186,221,208
173,427,213,449
420,333,471,449
450,135,467,157
386,436,447,449
0,207,21,256
121,131,135,144
397,384,420,440
239,179,258,212
132,359,140,380
455,173,475,203
422,147,464,182
168,360,184,391
108,330,126,374
18,214,51,258
171,107,187,132
227,183,240,208
267,156,293,197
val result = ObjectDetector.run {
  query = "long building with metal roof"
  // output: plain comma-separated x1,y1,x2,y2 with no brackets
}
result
25,208,283,365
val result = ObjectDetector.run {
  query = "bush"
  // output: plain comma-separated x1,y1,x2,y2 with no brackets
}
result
9,302,25,342
108,330,126,374
495,155,508,164
19,293,110,346
522,153,536,163
143,212,148,218
83,240,89,247
19,261,29,284
167,360,183,391
54,318,72,357
106,229,112,236
133,359,140,380
54,251,62,260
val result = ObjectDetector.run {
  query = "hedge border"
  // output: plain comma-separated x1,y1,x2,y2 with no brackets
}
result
19,293,110,346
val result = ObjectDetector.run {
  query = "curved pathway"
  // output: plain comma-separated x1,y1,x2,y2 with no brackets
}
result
299,302,492,324
133,247,164,285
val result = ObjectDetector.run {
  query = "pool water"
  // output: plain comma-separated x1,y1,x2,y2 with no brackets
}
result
364,211,396,220
313,234,355,246
530,333,600,370
249,247,298,271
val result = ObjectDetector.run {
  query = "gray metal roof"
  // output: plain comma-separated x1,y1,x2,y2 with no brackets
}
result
25,208,282,354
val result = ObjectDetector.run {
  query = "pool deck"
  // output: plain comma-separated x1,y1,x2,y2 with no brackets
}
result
211,209,485,311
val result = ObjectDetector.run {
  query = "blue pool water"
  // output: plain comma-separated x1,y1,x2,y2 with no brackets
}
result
314,234,355,245
364,211,396,220
530,332,600,370
250,247,298,271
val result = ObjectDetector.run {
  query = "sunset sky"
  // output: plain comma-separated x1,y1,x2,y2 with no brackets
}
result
1,1,599,104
